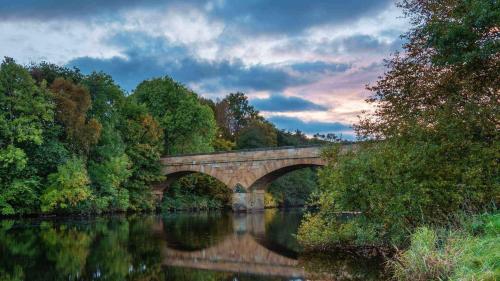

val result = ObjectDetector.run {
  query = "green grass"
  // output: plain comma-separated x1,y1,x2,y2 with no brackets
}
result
389,213,499,281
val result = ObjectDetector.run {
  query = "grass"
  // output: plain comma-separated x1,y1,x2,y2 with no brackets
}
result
389,213,499,281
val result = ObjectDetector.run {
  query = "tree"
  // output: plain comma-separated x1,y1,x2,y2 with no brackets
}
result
299,0,499,247
215,92,261,140
88,127,131,212
118,101,164,211
29,61,83,86
357,0,499,140
82,72,125,125
0,58,53,215
236,120,277,149
83,72,131,212
133,77,216,154
41,157,92,213
50,78,102,156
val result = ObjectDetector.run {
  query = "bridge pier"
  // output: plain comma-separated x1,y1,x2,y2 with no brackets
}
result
232,190,265,212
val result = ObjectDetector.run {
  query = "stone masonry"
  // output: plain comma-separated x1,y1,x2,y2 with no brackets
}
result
156,146,329,211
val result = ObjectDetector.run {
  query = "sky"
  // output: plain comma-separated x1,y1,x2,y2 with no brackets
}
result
0,0,408,140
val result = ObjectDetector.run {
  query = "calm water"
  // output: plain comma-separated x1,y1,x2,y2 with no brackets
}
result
0,210,386,280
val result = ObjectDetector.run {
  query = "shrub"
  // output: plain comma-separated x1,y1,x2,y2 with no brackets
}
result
389,213,500,281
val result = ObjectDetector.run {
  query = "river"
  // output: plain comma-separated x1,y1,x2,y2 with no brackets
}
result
0,209,386,280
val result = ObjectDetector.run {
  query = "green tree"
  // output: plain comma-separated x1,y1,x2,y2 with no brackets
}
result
119,101,164,211
88,127,131,212
41,157,92,213
0,58,53,215
84,72,131,212
82,72,125,125
236,120,277,149
133,76,216,154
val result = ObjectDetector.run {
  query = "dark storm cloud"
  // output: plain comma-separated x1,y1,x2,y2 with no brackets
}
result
251,94,328,112
1,0,392,35
268,116,354,139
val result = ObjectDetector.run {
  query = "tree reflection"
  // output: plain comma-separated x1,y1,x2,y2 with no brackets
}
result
0,212,386,281
161,212,233,251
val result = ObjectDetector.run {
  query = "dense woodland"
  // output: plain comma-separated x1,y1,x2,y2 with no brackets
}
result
0,58,327,215
298,0,499,280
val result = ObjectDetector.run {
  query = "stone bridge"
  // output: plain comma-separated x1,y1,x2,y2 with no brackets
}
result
155,146,329,211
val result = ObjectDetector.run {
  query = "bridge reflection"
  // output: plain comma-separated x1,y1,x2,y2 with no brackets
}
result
155,211,307,278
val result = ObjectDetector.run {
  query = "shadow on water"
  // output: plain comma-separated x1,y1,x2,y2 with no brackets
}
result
0,210,387,280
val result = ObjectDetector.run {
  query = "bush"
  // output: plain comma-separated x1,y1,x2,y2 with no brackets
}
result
298,139,498,247
41,157,92,213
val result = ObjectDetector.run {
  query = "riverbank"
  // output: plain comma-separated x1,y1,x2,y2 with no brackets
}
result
297,212,499,280
389,213,499,281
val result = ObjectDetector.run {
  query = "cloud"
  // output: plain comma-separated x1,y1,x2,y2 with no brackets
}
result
68,54,310,93
251,94,328,112
268,116,354,140
290,61,350,74
2,0,392,36
68,32,353,92
207,0,393,35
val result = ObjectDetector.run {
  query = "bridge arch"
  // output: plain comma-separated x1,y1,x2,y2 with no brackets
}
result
159,146,330,211
248,162,323,191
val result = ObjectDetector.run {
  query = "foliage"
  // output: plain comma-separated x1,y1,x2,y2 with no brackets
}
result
162,173,231,212
88,127,131,212
50,78,102,156
299,139,497,246
84,74,131,212
357,0,498,140
133,76,216,154
0,59,321,216
0,58,53,215
82,71,125,125
41,157,92,213
29,61,83,85
236,119,277,149
268,168,318,207
299,0,499,250
389,213,499,281
214,92,261,141
264,192,278,208
119,101,164,211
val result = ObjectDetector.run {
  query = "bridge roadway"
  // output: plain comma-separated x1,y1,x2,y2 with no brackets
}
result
155,145,331,211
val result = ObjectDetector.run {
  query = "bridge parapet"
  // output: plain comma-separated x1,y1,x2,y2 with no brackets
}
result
160,145,323,166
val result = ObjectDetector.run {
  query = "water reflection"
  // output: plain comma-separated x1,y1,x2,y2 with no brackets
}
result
0,210,386,280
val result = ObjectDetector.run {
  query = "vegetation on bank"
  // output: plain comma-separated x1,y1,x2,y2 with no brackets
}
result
390,213,499,281
298,0,499,279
